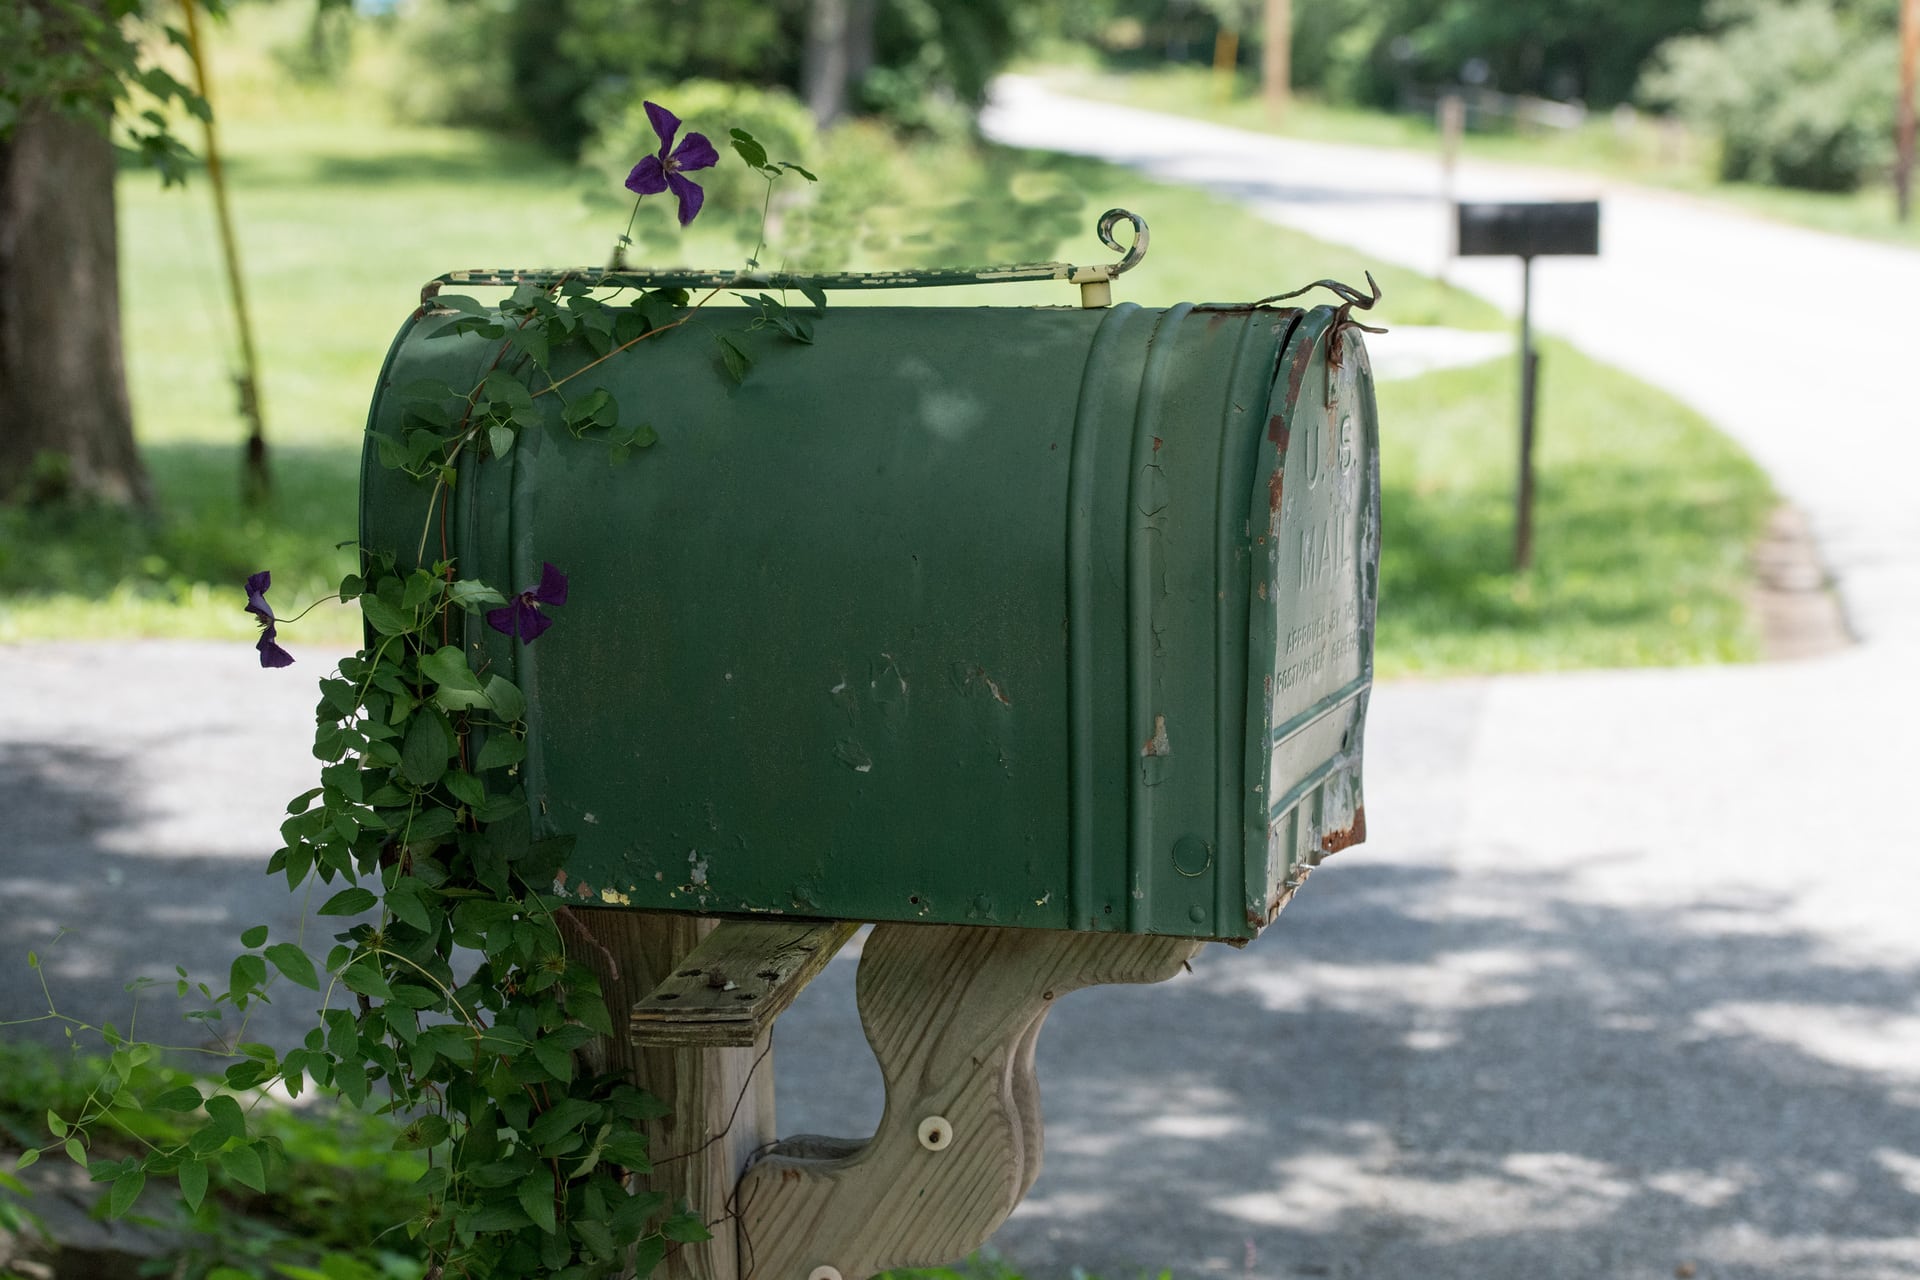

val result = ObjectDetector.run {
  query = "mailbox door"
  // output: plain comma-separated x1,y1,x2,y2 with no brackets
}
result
361,300,1377,939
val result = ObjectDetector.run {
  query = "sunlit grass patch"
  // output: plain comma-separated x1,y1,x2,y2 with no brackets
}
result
1375,340,1772,675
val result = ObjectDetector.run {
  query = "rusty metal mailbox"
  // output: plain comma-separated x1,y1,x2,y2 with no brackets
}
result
359,242,1380,944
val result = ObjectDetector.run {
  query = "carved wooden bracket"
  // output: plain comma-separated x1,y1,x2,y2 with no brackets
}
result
734,922,1201,1280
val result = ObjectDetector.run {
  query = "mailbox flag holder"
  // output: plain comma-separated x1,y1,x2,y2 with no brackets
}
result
1455,200,1600,569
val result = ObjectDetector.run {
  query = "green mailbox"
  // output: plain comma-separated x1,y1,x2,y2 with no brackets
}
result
359,220,1380,943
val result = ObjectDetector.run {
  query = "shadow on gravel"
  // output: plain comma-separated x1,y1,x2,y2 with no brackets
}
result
782,858,1920,1280
0,740,320,1054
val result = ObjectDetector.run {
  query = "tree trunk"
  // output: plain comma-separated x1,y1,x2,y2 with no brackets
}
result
1262,0,1291,122
803,0,853,127
802,0,878,128
0,105,149,507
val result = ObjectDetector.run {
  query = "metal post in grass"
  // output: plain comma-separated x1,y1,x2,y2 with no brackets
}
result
1899,0,1918,222
181,0,270,504
1455,200,1600,569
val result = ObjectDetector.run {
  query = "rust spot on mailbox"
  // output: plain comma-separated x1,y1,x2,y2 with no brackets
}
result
1319,806,1367,856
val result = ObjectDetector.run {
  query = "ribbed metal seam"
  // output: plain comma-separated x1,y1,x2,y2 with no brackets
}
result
1064,304,1141,930
1211,315,1279,935
1123,303,1192,933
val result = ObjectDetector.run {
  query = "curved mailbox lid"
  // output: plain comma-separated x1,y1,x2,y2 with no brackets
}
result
360,299,1379,941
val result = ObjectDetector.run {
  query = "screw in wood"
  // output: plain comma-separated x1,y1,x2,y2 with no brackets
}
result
917,1116,953,1151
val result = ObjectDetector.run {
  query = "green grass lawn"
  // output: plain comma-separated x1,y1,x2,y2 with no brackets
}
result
0,19,1773,673
1036,63,1920,250
1375,340,1769,673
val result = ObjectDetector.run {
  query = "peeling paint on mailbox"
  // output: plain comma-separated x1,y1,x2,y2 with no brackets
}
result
360,298,1381,941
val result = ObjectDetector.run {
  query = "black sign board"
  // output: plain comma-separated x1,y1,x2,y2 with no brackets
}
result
1456,201,1600,259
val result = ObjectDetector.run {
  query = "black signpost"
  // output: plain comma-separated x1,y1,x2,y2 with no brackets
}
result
1455,200,1600,569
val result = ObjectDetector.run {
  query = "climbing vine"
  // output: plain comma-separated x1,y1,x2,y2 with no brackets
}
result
9,103,817,1279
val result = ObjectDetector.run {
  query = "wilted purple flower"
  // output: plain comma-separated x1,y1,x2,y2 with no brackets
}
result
624,102,719,227
244,570,294,668
256,624,295,669
486,563,569,644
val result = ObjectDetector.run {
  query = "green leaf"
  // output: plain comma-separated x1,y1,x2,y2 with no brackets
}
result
386,983,441,1009
482,676,526,722
107,1169,146,1219
224,1060,271,1091
419,644,482,694
385,880,434,933
463,1201,532,1233
531,1036,575,1084
575,1216,617,1262
318,678,360,718
324,1009,358,1061
799,282,828,313
46,1110,67,1139
151,1085,202,1112
444,769,486,809
341,962,393,1000
203,1093,246,1142
239,924,269,949
517,1171,558,1234
483,369,536,414
476,733,525,771
600,1132,650,1173
430,295,488,318
177,1157,208,1213
264,943,319,990
729,128,770,169
446,579,507,611
318,886,377,916
528,1099,599,1148
400,806,459,843
488,423,516,459
630,1234,667,1276
660,1210,712,1243
511,322,551,369
218,1143,267,1193
400,709,455,787
563,387,614,429
716,335,750,384
63,1138,86,1170
401,570,440,611
781,160,820,182
14,1148,40,1172
394,1114,451,1151
360,595,412,637
228,953,268,1001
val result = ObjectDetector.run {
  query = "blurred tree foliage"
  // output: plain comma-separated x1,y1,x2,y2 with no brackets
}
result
390,0,1025,155
1035,0,1709,108
1639,0,1897,191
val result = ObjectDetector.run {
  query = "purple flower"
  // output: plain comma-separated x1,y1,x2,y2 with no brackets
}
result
256,624,295,669
244,570,294,668
486,563,569,644
624,102,719,227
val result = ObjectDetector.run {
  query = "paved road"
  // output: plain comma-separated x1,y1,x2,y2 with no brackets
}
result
5,84,1920,1280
